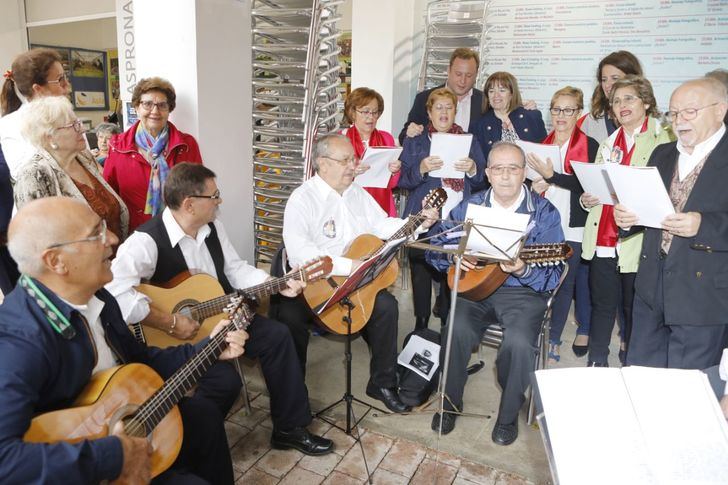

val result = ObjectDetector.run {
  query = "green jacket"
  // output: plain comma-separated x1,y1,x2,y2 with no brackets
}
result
582,117,674,273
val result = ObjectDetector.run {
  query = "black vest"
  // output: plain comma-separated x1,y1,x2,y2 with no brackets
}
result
136,213,234,293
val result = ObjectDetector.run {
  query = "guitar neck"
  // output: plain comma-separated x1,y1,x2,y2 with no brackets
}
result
388,211,427,243
133,305,251,432
519,244,569,264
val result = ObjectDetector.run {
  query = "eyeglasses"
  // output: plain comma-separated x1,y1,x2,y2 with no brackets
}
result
488,165,524,175
323,155,356,166
611,94,640,106
46,73,69,86
47,219,107,249
55,119,85,133
189,189,221,200
355,109,380,118
550,107,578,117
139,100,170,112
666,103,720,122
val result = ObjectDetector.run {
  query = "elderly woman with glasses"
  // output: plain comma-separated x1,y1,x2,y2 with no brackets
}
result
399,87,486,330
526,86,599,364
0,48,72,177
13,96,129,240
580,75,673,367
340,87,401,216
93,122,122,166
103,77,202,232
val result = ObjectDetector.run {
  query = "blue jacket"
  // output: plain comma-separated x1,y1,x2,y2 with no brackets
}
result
426,186,565,293
398,131,487,225
471,107,547,161
0,281,204,484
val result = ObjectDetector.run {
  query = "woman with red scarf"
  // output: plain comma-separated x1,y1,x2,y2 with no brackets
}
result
579,76,673,367
399,88,486,330
527,87,599,364
341,87,400,216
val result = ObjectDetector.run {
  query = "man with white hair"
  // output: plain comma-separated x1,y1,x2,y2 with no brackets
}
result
615,77,728,369
0,197,248,483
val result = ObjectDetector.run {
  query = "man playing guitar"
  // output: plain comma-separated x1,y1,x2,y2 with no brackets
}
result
426,141,565,445
278,134,438,413
107,163,333,459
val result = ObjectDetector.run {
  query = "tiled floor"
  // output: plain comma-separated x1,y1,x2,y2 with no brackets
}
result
226,392,535,485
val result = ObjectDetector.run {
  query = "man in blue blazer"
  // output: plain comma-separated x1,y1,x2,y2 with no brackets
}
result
615,77,728,370
399,48,483,144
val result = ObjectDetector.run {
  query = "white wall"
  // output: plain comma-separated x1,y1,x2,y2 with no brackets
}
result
24,0,114,23
0,1,27,88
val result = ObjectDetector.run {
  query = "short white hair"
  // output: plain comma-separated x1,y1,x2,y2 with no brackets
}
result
20,96,76,150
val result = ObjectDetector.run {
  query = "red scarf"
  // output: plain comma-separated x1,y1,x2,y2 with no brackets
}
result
595,117,649,248
345,125,388,159
428,122,465,192
541,125,589,174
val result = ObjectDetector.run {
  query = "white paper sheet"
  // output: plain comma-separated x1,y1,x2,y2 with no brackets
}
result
354,147,403,189
516,140,562,181
461,204,530,261
607,164,675,228
397,335,440,380
429,132,472,179
570,161,617,205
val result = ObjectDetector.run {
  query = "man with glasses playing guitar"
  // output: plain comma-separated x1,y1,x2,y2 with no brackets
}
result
426,141,565,445
107,163,334,462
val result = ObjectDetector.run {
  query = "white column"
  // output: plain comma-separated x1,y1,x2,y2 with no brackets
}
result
132,0,255,262
0,1,28,75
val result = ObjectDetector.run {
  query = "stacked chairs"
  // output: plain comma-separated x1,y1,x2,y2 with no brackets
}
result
418,0,489,91
251,0,343,264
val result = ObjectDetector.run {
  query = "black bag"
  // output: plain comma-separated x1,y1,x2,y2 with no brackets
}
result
397,328,441,407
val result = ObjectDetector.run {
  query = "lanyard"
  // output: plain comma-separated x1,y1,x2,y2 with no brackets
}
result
19,274,76,339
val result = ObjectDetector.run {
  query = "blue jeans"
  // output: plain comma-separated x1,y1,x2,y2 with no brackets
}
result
549,241,591,344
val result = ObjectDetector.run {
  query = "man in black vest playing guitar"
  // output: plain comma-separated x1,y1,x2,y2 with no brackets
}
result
277,134,439,413
0,197,249,483
108,163,333,458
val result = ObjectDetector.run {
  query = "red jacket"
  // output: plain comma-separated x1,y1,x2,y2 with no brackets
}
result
103,121,203,231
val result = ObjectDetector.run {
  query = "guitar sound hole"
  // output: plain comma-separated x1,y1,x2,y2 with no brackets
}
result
173,301,197,318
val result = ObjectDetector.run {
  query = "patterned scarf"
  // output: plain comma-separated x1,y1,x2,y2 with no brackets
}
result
428,122,465,192
135,123,170,216
345,124,389,159
541,125,590,174
595,117,648,248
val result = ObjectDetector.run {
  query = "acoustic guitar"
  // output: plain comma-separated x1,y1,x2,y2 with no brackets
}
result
131,257,332,348
24,298,253,480
447,243,572,301
303,188,447,334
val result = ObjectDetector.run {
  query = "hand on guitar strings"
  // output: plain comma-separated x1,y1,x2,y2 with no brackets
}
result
499,258,526,276
279,270,306,298
210,319,249,360
111,421,152,484
420,204,439,231
172,313,201,340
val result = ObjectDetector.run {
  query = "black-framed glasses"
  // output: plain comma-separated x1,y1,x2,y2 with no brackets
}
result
139,100,170,112
323,155,356,166
550,107,578,117
189,189,221,200
666,103,720,122
47,220,107,249
46,73,69,86
55,119,85,134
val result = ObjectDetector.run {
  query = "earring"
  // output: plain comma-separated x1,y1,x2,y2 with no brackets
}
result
50,142,59,150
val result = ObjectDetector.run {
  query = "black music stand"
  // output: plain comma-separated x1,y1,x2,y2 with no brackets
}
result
313,237,407,484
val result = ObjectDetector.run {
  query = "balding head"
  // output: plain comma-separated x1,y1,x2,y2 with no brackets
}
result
669,78,728,153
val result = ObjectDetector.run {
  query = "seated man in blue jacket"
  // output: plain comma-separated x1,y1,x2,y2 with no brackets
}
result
426,141,564,445
0,197,249,484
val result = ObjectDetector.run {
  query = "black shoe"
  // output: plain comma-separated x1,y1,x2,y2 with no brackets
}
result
366,384,411,413
587,361,609,367
431,412,457,435
271,427,334,456
491,421,518,446
571,342,588,357
415,316,429,330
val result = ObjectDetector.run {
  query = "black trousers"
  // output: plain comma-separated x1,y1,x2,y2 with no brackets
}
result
441,287,547,425
628,259,728,369
273,290,399,388
588,256,635,364
409,245,449,327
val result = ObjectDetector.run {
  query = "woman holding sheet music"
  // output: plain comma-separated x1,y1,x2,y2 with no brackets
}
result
579,76,673,367
399,87,486,330
527,86,599,364
341,87,400,216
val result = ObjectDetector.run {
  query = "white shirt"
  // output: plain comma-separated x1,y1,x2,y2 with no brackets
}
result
107,208,269,323
719,348,728,396
64,296,118,374
0,104,37,178
454,89,473,131
489,185,526,212
677,124,725,181
544,139,583,243
283,175,410,277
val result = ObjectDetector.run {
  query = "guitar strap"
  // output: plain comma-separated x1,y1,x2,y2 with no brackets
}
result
19,274,76,339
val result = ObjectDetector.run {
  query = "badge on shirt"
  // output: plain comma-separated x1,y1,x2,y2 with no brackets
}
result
322,217,336,238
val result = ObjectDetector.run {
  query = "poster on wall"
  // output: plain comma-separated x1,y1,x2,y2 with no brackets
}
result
31,44,109,111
